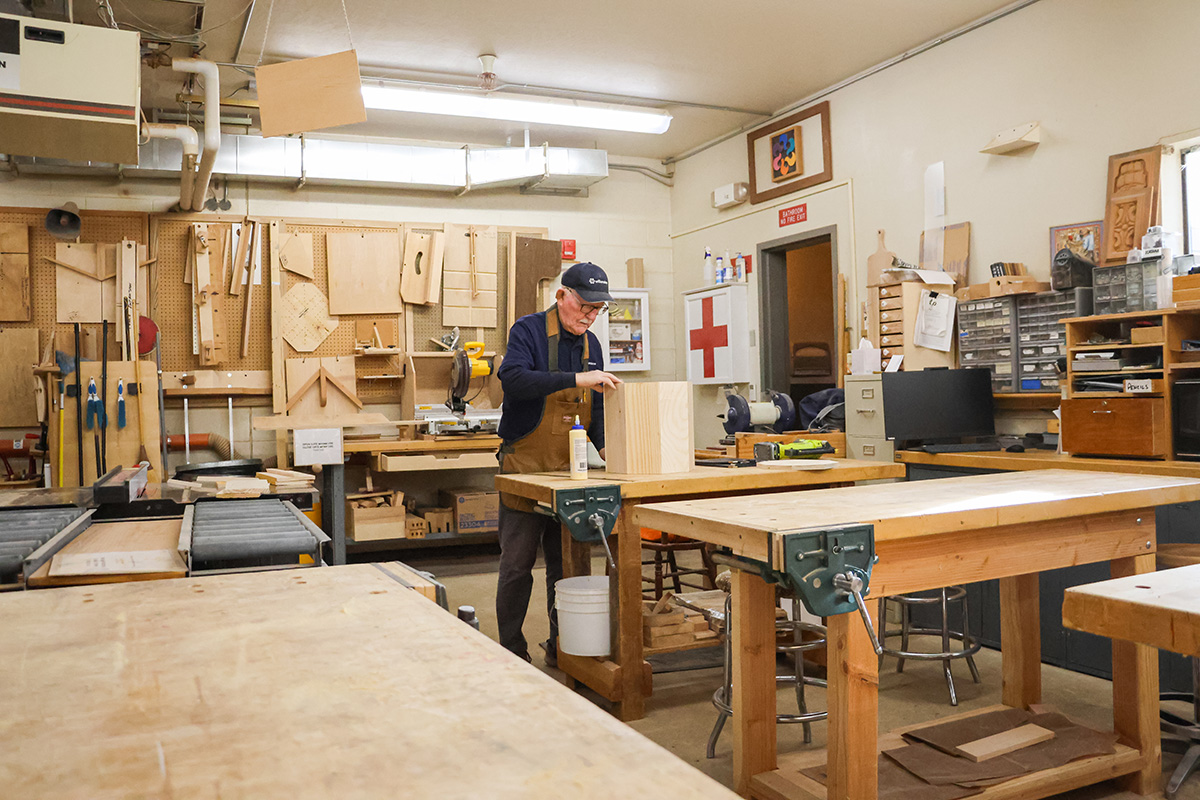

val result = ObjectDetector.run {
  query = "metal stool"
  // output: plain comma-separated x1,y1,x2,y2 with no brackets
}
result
707,593,828,757
877,586,981,706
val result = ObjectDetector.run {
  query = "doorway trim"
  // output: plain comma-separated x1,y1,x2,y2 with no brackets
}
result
757,224,840,396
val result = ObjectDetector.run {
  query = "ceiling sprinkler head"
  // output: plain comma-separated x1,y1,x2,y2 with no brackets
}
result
478,53,497,91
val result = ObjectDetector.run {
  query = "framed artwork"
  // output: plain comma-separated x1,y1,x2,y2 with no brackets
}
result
746,101,832,205
770,127,803,183
1050,221,1102,265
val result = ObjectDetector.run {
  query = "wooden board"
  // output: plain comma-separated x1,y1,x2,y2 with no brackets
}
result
514,236,562,322
1063,562,1200,657
115,240,137,351
279,282,338,352
161,370,272,396
866,229,896,287
253,411,391,430
0,564,738,799
918,222,970,285
400,229,444,305
443,223,498,328
48,360,163,488
256,49,368,138
603,381,694,475
0,222,30,321
0,327,38,427
1102,146,1161,265
26,518,185,587
325,230,402,315
956,724,1055,762
277,231,314,279
285,356,359,419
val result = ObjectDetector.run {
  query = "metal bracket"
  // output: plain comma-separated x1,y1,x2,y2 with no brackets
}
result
553,485,620,544
779,523,876,618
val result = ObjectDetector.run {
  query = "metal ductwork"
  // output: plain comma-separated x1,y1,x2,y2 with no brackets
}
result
3,133,609,197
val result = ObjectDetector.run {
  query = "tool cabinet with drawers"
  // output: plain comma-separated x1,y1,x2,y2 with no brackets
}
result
866,281,956,371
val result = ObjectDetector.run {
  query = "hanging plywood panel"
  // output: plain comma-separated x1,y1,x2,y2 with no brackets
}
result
280,282,338,352
326,231,402,315
278,231,314,279
0,222,31,321
513,237,561,323
442,224,498,328
0,328,39,427
400,230,444,305
54,242,148,325
285,356,359,419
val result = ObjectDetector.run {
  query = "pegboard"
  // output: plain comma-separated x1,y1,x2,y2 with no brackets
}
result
408,227,509,355
0,206,147,374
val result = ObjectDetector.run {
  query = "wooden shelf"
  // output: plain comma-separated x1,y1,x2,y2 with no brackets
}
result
1169,362,1200,372
642,636,722,657
1068,342,1146,351
1069,369,1163,377
410,351,497,358
1069,392,1163,399
992,392,1060,410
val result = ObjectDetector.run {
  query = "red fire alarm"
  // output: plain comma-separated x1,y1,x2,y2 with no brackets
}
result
561,239,577,260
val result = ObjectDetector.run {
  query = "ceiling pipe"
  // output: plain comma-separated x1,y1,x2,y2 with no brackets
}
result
171,58,221,211
141,123,199,211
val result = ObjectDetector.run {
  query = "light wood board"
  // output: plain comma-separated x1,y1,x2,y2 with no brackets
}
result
400,229,444,305
604,381,694,475
285,356,358,418
279,282,338,352
0,564,738,798
0,327,39,427
443,223,498,327
27,518,185,587
325,231,402,315
1063,562,1200,657
256,49,368,138
0,222,30,321
513,236,561,322
277,231,314,279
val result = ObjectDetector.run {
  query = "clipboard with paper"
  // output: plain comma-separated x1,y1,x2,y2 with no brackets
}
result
914,287,957,352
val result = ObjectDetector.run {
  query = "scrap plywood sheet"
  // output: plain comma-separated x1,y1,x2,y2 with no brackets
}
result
443,224,498,328
285,356,359,419
257,50,368,138
278,231,314,279
514,237,561,322
0,222,31,321
400,230,444,305
55,242,149,325
326,231,402,315
0,328,39,426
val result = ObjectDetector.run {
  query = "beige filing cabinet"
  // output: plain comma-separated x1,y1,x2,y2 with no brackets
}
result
866,281,956,370
845,374,895,462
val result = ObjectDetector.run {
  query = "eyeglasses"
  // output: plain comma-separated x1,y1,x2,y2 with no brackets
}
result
569,288,609,315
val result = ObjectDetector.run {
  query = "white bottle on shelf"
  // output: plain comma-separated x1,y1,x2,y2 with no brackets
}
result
715,256,725,283
569,416,588,480
704,247,714,284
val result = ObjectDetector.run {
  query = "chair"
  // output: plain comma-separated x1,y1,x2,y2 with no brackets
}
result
707,591,828,756
791,341,833,378
877,586,981,706
1158,543,1200,798
640,528,717,601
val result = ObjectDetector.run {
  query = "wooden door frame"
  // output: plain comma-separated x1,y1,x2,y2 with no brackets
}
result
757,224,839,397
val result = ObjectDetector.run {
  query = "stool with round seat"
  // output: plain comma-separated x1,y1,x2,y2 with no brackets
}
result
1157,543,1200,798
876,585,982,706
707,592,828,757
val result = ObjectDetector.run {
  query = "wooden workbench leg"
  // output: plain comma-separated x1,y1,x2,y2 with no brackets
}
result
999,573,1041,709
612,504,645,722
561,523,591,579
732,569,779,797
826,598,880,800
1111,552,1160,795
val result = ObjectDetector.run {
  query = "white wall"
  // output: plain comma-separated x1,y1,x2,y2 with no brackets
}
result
0,160,674,470
670,0,1200,444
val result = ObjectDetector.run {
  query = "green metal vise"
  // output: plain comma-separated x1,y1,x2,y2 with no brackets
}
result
553,485,620,543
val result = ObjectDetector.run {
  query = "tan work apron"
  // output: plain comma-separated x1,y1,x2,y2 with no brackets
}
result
499,308,592,512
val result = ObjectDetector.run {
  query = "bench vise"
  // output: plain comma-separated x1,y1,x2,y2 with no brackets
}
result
548,485,621,568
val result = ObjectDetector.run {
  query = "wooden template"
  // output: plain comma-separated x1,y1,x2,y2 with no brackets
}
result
228,220,250,295
1102,146,1161,264
955,724,1055,762
256,50,368,138
514,236,562,322
115,240,137,353
28,518,185,588
0,222,31,321
443,223,498,328
277,231,315,279
279,282,338,352
603,382,694,475
0,328,39,427
160,370,272,396
355,318,399,349
400,229,445,305
268,221,288,466
191,224,224,366
326,230,403,315
285,356,359,418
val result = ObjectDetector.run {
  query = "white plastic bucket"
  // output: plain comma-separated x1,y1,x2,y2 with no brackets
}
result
555,575,611,657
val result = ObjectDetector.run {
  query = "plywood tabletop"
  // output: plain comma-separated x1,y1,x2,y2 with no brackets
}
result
0,564,738,800
634,469,1200,558
898,449,1200,478
1063,563,1200,657
493,458,904,503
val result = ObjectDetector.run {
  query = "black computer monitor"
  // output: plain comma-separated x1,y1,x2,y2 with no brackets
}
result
881,368,996,445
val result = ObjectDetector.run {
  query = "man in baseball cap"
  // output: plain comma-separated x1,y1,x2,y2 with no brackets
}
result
560,261,614,306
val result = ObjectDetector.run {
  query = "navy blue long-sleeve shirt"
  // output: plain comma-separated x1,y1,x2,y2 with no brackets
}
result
497,308,605,448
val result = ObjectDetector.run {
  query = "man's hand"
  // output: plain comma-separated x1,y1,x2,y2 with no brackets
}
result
576,370,622,391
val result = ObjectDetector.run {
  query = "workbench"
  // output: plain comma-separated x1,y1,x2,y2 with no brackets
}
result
897,449,1200,479
494,458,904,722
633,469,1200,799
0,563,737,799
1063,562,1200,657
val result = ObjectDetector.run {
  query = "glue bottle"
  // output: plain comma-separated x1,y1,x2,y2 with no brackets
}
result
569,416,588,480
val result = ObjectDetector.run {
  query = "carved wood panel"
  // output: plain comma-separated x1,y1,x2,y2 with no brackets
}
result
1102,146,1161,264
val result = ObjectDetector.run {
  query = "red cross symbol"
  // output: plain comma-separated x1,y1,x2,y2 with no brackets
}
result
689,296,728,378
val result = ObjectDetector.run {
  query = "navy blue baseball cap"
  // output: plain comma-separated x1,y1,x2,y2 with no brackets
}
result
561,262,613,304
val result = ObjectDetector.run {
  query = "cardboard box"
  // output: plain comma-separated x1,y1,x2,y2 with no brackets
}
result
1130,325,1163,344
439,488,500,534
405,516,429,539
417,507,454,534
955,276,1049,301
346,504,406,541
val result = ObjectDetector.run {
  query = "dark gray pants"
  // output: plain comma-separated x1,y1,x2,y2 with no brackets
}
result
496,503,563,658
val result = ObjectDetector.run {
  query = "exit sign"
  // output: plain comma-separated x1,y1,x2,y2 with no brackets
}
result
778,203,807,227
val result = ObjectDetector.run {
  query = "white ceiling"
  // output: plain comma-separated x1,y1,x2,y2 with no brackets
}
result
115,0,1028,160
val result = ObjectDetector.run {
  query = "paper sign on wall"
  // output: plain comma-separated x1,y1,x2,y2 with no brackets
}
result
293,427,343,466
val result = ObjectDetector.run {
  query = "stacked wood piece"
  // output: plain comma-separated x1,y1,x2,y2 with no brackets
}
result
642,592,719,651
256,468,317,494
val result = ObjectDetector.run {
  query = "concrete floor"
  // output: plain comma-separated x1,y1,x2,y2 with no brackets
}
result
392,544,1199,800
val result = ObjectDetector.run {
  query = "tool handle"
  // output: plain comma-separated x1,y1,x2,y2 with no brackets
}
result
118,396,126,429
86,397,95,430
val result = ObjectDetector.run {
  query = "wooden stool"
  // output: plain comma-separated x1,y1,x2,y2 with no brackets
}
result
1158,544,1200,798
877,586,982,706
640,528,717,600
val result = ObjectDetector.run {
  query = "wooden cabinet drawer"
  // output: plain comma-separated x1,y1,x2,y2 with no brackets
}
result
878,285,902,299
879,321,903,335
1061,397,1166,458
881,346,904,360
879,296,903,311
878,310,903,324
880,334,903,348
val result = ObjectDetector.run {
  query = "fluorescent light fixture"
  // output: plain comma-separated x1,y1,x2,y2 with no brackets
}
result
360,84,672,135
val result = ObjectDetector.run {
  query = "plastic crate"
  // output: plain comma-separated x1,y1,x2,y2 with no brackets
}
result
1013,288,1093,391
958,296,1019,390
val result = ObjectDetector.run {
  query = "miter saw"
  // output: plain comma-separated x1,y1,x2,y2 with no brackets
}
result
419,342,502,435
721,390,797,435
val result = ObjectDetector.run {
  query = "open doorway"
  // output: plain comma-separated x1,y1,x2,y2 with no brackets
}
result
758,226,841,413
